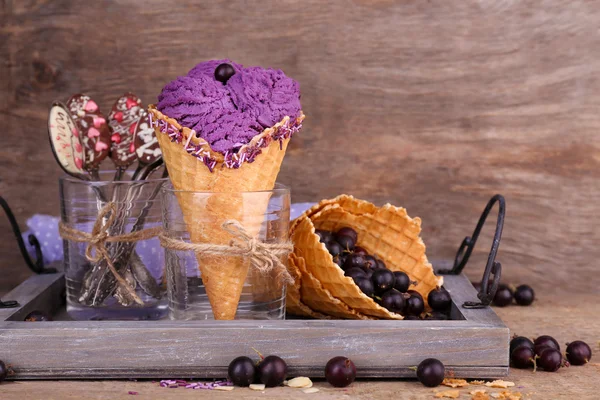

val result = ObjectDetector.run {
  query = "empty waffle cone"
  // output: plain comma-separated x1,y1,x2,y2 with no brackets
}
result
289,195,443,319
152,105,304,320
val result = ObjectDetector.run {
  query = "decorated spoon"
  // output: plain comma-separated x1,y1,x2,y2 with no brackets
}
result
107,93,144,181
131,109,163,180
47,102,87,180
66,94,111,181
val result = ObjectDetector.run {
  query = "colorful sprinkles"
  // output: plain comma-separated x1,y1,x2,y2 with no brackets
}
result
149,110,303,172
159,379,233,390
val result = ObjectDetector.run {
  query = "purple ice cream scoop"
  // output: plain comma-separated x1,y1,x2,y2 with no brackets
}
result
156,59,301,155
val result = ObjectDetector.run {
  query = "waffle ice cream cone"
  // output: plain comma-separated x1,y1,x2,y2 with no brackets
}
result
288,195,442,319
152,105,304,320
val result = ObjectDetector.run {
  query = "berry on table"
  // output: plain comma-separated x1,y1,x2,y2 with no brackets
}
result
492,284,513,307
534,335,560,355
513,284,535,306
325,356,356,388
228,356,256,387
566,341,592,365
511,346,536,369
537,347,562,372
257,355,287,387
510,336,535,355
416,358,445,387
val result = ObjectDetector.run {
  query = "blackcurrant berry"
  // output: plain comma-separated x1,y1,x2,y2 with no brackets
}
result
405,295,425,316
227,356,256,387
325,356,356,388
364,255,378,269
353,246,368,256
336,227,357,243
354,277,375,297
534,335,560,355
416,358,445,387
514,284,535,306
345,267,366,280
371,269,395,294
427,288,451,311
380,290,405,313
566,341,592,365
510,336,535,355
344,254,366,270
537,347,562,372
214,63,236,84
315,229,334,244
326,241,343,257
392,271,410,292
492,285,513,307
511,346,535,369
336,234,355,252
257,355,287,387
375,258,386,269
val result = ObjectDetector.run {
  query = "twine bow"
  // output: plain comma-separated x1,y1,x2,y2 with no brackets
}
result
58,202,161,305
159,220,295,285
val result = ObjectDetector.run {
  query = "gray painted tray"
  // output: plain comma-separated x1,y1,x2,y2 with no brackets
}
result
0,262,509,380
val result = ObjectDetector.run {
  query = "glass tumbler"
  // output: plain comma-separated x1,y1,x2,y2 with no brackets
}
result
161,183,291,320
60,172,168,320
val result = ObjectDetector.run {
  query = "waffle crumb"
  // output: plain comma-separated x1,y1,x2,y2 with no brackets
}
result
472,392,490,400
485,380,515,389
470,389,487,395
470,380,486,385
287,377,313,388
249,384,265,391
443,378,469,388
490,391,522,400
213,386,234,391
302,388,320,394
435,390,460,398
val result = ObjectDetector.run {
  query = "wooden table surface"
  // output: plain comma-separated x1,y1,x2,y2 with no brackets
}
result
1,292,597,399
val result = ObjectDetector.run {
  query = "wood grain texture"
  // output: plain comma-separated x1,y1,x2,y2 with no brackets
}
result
1,0,599,295
0,273,508,379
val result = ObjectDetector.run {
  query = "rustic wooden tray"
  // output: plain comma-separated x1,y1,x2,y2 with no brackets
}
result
0,261,509,380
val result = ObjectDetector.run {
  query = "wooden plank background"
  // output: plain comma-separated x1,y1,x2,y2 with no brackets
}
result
1,0,599,295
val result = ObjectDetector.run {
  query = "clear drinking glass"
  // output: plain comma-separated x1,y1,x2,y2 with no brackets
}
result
60,171,168,320
161,183,290,320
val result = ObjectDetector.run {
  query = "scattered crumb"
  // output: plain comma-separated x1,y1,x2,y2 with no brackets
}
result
287,377,313,388
435,389,460,398
249,384,265,391
470,380,486,385
472,393,490,400
213,386,234,391
470,389,487,395
490,391,522,400
443,378,469,388
485,380,515,389
303,388,320,394
283,380,289,386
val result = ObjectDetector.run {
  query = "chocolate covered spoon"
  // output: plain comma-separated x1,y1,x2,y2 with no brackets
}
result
48,102,87,180
132,109,163,180
66,94,111,181
108,93,144,181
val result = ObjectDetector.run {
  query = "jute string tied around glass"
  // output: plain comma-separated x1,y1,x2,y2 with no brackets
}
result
158,220,295,285
58,202,161,305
